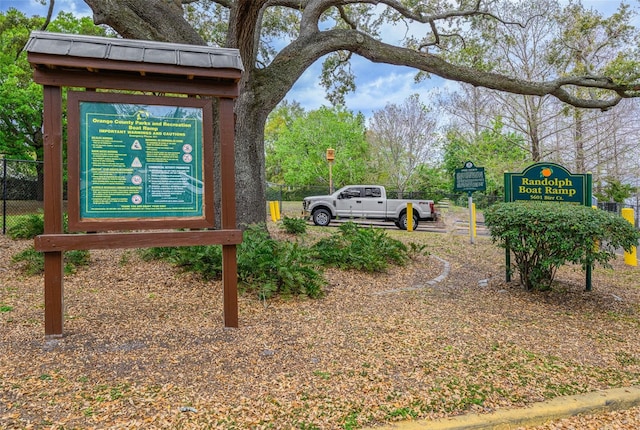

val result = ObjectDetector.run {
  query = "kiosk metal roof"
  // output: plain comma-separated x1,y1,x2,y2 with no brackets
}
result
26,31,243,70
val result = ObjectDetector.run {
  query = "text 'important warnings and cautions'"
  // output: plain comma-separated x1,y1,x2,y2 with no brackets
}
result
79,102,204,219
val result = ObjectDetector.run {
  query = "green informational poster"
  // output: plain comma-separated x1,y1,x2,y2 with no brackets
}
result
79,102,204,219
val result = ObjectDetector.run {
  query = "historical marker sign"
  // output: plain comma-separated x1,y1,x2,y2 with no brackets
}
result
454,161,486,192
454,161,486,245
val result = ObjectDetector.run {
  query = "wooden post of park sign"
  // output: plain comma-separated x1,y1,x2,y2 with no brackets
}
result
503,162,593,290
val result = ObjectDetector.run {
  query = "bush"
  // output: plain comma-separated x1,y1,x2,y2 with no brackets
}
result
484,201,640,290
238,225,324,299
7,214,45,239
12,247,91,275
8,213,90,275
142,225,325,300
280,216,307,235
312,222,408,272
7,213,72,239
140,245,223,280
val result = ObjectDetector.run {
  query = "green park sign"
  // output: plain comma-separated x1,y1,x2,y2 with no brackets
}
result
503,162,593,290
505,162,591,206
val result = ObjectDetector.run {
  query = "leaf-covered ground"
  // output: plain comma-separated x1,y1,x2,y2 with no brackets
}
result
1,216,639,429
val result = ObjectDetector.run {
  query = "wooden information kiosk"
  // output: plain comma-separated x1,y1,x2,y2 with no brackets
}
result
25,31,244,338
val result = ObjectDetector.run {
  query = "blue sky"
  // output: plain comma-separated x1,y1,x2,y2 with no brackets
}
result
1,0,635,119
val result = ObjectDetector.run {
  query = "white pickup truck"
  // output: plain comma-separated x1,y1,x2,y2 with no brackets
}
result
302,185,438,230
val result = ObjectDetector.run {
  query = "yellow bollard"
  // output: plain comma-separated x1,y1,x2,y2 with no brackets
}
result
407,203,413,232
275,200,281,220
472,203,477,238
269,201,277,222
622,208,637,266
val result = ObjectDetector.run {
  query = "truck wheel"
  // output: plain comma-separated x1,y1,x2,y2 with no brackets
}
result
398,212,419,230
312,208,332,226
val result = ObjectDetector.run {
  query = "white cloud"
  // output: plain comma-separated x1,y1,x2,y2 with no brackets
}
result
286,56,450,119
0,0,91,18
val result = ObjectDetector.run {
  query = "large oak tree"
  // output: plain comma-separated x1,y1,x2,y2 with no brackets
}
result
82,0,640,226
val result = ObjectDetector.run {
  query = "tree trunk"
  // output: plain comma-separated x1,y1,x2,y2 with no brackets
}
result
574,108,585,173
233,92,268,227
525,97,541,162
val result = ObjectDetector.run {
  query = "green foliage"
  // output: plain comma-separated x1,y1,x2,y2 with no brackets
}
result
140,245,223,280
266,105,369,187
553,2,637,85
312,222,408,272
8,212,90,275
238,225,325,300
443,118,529,196
407,242,430,259
0,9,108,161
0,9,45,160
484,202,640,290
6,213,73,239
412,165,451,203
141,222,417,300
7,214,45,239
47,12,109,36
143,225,325,300
594,177,636,204
64,250,91,274
280,216,308,235
11,247,90,275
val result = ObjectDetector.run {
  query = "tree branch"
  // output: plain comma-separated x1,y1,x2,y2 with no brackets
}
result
273,28,635,110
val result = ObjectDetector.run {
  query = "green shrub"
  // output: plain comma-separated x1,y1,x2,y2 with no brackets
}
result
280,216,307,235
7,213,72,239
407,242,430,259
7,214,45,239
64,250,92,274
142,225,325,300
484,202,640,290
11,247,44,275
141,245,224,280
312,222,408,272
12,247,90,275
238,225,324,299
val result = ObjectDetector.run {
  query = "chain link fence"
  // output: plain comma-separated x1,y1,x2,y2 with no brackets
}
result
1,159,44,235
598,201,640,228
265,183,502,208
3,165,638,234
266,183,638,227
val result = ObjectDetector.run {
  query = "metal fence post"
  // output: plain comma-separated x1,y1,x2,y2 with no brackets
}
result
2,157,7,235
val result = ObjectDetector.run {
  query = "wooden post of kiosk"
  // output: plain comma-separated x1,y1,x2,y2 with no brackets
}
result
42,85,64,337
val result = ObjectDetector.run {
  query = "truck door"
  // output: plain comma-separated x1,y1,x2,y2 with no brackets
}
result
361,186,385,218
335,186,363,217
